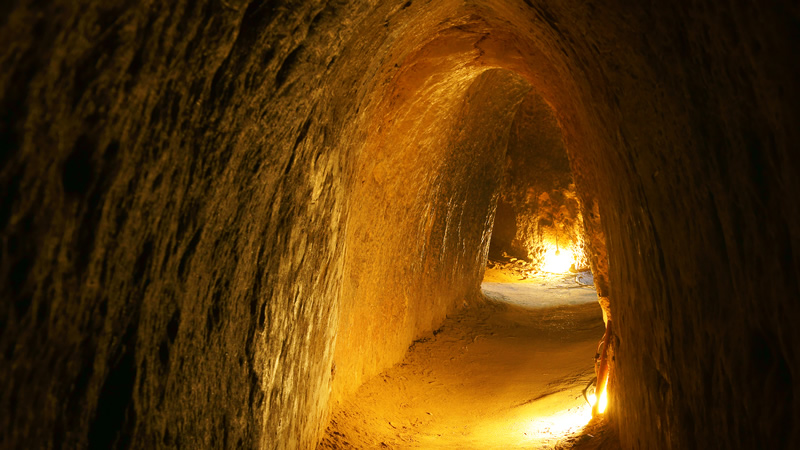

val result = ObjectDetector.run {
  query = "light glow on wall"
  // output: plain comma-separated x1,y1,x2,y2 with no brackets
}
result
541,244,575,273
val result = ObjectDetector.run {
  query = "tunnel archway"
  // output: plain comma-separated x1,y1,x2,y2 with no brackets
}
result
2,0,798,449
329,2,617,425
333,67,532,406
486,90,589,274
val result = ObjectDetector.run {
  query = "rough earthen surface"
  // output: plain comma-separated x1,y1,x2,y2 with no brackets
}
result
333,68,529,406
1,0,799,449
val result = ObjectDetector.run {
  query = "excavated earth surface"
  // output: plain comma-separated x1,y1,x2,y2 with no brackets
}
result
319,272,616,449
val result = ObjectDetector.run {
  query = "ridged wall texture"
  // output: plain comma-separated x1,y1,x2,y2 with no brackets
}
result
2,0,799,449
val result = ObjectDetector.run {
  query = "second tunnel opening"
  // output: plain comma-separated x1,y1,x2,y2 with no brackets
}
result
484,89,589,280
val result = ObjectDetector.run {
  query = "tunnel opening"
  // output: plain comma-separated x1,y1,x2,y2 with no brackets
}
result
484,90,589,280
324,59,615,446
316,3,625,443
476,89,615,444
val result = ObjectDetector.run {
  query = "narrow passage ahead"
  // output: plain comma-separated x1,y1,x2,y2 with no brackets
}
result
320,272,613,449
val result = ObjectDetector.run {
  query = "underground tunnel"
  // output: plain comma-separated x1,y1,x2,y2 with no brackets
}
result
1,0,799,449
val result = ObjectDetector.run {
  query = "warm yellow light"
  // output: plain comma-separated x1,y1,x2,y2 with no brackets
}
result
523,404,592,439
589,374,609,414
597,380,609,414
541,244,574,273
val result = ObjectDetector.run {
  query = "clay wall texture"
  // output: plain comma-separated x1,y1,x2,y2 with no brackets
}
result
1,0,799,449
334,69,529,405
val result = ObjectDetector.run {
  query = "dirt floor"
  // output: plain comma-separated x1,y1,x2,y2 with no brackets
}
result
319,270,619,449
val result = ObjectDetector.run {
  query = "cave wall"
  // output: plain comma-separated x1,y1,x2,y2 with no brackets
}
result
594,4,800,448
2,0,799,449
0,1,377,447
333,68,529,404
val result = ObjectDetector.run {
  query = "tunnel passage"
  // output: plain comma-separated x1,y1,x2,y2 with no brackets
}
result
332,68,531,406
2,0,799,449
487,90,589,273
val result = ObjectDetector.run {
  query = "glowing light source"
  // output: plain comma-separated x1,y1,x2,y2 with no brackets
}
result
541,244,574,273
588,374,609,415
522,404,593,441
597,378,609,413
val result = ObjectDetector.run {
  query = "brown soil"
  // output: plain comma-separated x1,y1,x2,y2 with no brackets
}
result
319,273,619,449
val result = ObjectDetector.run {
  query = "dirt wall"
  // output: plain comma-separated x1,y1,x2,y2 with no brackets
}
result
334,68,529,405
1,1,371,447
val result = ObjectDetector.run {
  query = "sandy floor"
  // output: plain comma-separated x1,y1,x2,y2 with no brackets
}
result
319,271,616,449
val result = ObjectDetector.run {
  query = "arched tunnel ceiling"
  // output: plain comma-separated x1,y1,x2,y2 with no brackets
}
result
1,0,799,449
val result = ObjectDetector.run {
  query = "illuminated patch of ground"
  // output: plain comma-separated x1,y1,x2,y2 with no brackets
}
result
319,276,610,449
